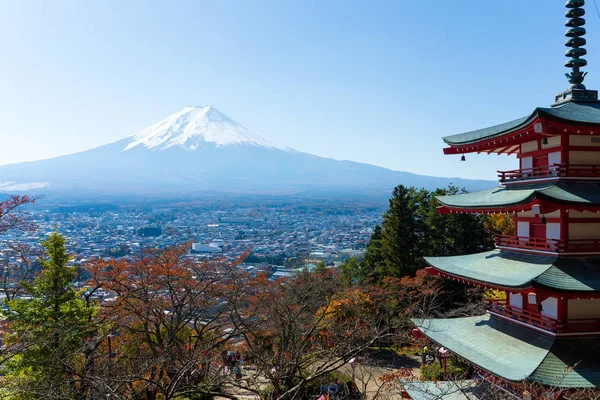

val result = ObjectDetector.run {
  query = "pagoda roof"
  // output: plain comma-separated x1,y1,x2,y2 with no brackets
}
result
530,338,600,388
443,101,600,146
424,250,552,289
535,257,600,292
400,380,479,400
425,250,600,292
413,315,553,382
414,315,600,388
436,182,600,212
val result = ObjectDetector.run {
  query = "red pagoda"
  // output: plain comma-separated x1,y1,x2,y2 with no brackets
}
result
412,0,600,397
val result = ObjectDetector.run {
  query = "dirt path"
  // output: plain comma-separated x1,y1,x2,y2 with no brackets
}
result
215,351,422,399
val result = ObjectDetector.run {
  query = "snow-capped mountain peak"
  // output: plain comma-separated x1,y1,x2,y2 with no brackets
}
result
123,106,286,151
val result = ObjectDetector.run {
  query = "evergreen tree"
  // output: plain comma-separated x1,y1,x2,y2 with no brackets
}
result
314,260,328,273
337,256,361,285
379,185,428,278
359,225,384,282
2,232,98,398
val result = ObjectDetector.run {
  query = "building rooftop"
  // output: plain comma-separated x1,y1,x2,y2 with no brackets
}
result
443,100,600,146
436,182,600,211
400,380,479,400
414,315,600,388
425,250,600,292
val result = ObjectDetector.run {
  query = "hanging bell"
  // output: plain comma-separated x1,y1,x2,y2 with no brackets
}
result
460,155,466,162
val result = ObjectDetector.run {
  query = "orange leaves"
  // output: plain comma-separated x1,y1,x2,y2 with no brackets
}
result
483,213,515,236
316,288,374,327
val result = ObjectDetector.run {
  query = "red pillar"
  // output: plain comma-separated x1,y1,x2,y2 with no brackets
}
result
556,297,568,332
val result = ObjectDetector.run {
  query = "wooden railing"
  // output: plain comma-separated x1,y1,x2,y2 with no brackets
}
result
498,163,600,183
487,301,557,332
487,301,600,334
495,235,600,254
495,235,560,252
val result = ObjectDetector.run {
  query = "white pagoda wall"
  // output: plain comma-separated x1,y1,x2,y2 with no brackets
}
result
509,292,523,309
541,297,558,319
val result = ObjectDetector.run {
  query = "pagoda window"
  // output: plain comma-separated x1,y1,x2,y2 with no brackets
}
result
521,156,533,172
548,151,561,169
517,221,529,238
509,292,523,309
540,297,558,320
546,223,561,240
567,298,600,319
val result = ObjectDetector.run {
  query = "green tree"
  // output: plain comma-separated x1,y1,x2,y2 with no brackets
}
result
379,185,428,278
314,260,328,273
358,225,384,282
337,256,361,285
1,232,98,398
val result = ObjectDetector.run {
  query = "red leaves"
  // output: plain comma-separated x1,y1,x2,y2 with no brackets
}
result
0,195,38,233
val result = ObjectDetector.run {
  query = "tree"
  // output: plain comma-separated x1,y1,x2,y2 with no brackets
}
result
0,232,98,399
337,256,360,285
483,213,515,236
0,195,38,234
229,269,400,400
85,243,249,400
314,260,328,273
379,185,428,278
358,225,384,283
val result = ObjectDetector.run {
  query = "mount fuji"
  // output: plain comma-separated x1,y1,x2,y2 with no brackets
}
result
0,106,493,200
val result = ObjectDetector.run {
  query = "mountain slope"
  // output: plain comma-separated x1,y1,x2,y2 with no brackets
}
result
0,106,494,199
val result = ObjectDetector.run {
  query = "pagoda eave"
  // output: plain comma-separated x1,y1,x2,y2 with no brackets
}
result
443,101,600,153
435,182,600,215
413,316,600,388
425,250,600,293
425,266,533,292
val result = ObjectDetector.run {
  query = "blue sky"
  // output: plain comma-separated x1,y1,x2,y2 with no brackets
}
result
1,0,599,180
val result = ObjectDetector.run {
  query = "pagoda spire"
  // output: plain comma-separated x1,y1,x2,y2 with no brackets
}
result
554,0,598,104
565,0,588,90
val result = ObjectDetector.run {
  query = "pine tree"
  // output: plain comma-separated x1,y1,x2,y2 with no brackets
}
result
379,185,428,278
1,232,97,398
359,225,384,282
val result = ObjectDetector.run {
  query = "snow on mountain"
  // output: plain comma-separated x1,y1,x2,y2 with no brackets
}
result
0,106,496,199
123,106,287,152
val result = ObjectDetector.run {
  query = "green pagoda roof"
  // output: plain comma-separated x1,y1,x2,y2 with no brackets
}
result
424,250,553,288
425,250,600,292
400,380,479,400
414,315,600,388
535,257,600,292
443,101,600,146
413,315,553,382
436,182,600,210
530,338,600,388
